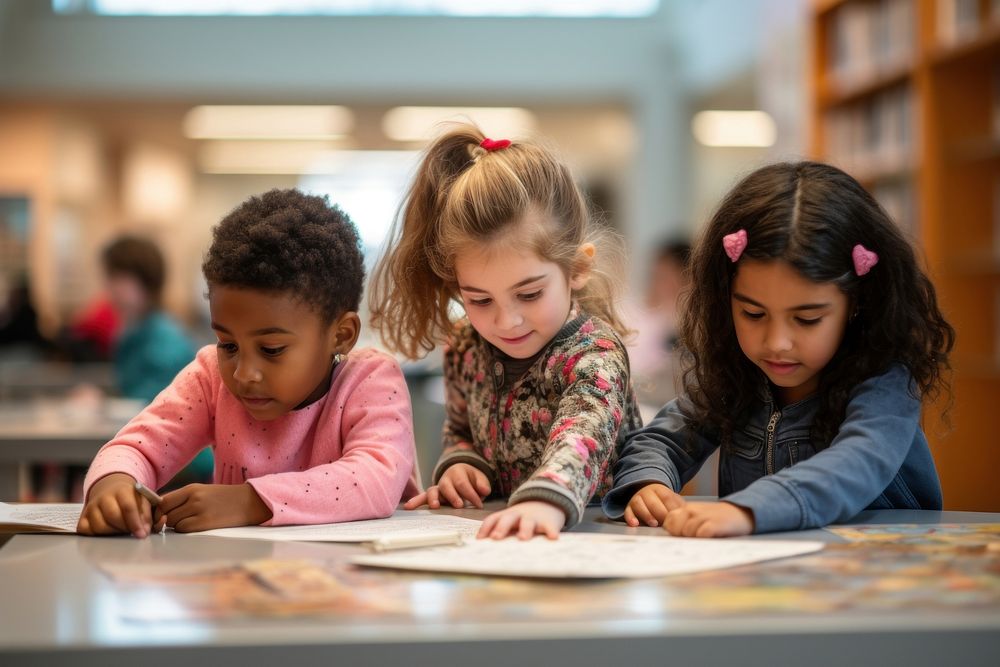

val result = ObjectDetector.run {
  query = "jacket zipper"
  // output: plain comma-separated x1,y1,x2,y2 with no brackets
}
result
765,410,781,475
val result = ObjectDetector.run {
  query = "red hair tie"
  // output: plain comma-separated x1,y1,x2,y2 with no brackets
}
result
480,138,511,152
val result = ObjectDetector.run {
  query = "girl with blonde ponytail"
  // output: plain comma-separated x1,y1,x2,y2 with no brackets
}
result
370,123,640,539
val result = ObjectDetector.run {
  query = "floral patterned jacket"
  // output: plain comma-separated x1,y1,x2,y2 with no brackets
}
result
433,312,642,527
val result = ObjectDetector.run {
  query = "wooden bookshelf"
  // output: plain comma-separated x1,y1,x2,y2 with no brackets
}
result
810,0,1000,511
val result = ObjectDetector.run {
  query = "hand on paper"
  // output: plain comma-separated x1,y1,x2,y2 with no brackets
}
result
403,463,491,510
662,501,755,538
476,500,566,540
623,483,685,527
77,472,153,539
153,482,272,533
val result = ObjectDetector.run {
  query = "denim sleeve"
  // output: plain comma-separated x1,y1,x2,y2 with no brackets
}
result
602,397,719,520
725,365,922,533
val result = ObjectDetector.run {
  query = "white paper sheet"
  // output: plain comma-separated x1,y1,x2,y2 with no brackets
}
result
0,502,82,533
351,532,824,579
196,510,483,542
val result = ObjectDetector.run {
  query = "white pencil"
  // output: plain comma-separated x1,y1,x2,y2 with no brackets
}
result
369,531,465,553
134,481,163,506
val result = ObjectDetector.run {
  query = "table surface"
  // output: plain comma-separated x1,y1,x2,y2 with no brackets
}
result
1,505,998,666
0,398,143,445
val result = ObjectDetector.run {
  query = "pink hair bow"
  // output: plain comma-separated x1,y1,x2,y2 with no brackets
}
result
852,244,878,276
723,229,748,263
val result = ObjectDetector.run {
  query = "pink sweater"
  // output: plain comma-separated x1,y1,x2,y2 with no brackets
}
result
84,345,420,526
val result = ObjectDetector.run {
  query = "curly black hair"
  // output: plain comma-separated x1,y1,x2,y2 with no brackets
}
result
202,188,364,323
681,161,954,448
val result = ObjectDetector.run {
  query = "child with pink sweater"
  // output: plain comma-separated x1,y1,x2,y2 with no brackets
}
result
78,189,419,538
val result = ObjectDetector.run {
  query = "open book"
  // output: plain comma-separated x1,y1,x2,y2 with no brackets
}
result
0,502,82,534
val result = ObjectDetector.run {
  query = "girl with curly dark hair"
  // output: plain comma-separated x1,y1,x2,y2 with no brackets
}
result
604,161,954,537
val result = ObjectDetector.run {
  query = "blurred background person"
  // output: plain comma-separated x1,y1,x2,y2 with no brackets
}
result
0,273,48,356
100,236,194,403
628,238,691,407
46,237,207,501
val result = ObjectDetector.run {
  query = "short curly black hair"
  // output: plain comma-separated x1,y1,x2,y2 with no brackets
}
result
202,188,364,323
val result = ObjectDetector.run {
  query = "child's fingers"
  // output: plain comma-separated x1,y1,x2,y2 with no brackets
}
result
403,491,429,510
97,496,129,533
161,496,198,529
436,478,465,509
476,513,499,539
654,486,686,512
157,487,191,515
119,494,150,538
489,512,519,540
172,514,204,534
542,520,559,540
516,517,536,541
630,496,658,527
641,492,670,524
426,486,441,509
138,495,153,533
623,505,640,527
471,470,491,496
663,507,690,536
76,514,91,535
86,509,114,535
451,476,483,508
695,520,720,538
681,513,711,538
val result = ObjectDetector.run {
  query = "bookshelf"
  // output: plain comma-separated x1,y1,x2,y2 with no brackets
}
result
811,0,1000,511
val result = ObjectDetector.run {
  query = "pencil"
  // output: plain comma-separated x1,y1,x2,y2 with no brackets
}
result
369,532,465,553
134,481,163,507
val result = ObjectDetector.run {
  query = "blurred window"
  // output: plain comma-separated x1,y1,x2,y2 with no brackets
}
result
54,0,658,17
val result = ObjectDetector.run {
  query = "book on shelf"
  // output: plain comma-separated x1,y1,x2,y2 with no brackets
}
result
823,84,914,178
995,286,1000,368
873,180,918,236
937,0,981,46
827,0,914,90
994,176,1000,260
993,64,1000,139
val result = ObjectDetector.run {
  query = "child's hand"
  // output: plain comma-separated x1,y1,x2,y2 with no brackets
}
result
153,483,272,533
662,501,755,538
476,501,566,540
624,483,686,527
77,472,153,538
403,463,491,510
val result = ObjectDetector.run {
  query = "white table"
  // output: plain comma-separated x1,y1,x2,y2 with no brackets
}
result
0,506,997,666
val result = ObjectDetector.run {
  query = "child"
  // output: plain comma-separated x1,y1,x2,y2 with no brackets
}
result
101,235,195,404
603,161,954,537
78,189,419,538
369,124,642,540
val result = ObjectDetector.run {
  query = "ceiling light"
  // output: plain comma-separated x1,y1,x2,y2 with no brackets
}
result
183,105,353,140
382,106,537,143
691,110,776,148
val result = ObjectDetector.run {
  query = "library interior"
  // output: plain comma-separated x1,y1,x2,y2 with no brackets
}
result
0,1,998,665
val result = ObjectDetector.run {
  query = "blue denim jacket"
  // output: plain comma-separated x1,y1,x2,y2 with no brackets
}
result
602,364,942,533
